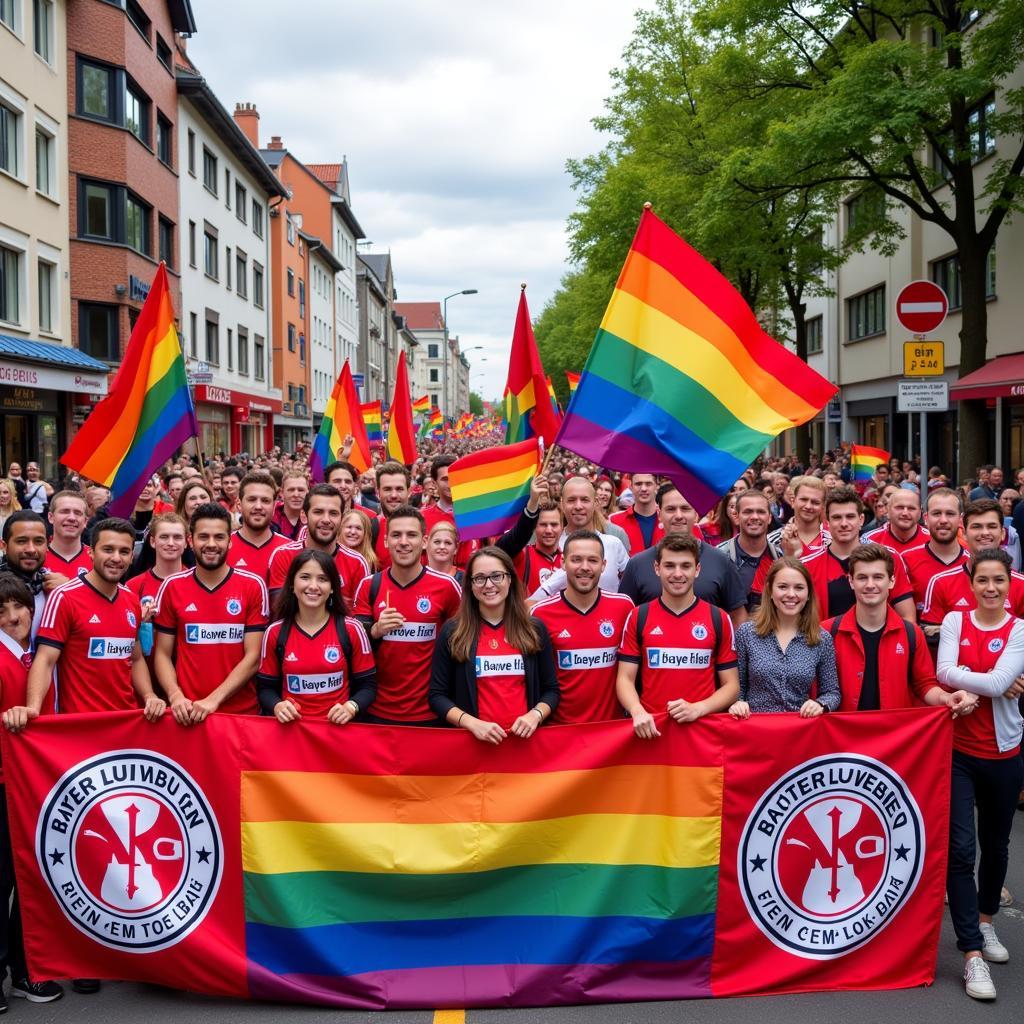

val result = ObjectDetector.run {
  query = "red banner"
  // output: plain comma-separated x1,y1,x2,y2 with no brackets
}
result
2,708,950,1008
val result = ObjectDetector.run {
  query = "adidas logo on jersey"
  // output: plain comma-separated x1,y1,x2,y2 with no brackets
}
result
895,643,904,655
955,598,971,607
378,600,388,608
186,602,198,612
285,652,299,662
236,557,248,566
650,626,664,636
89,614,101,624
961,638,972,646
557,629,572,639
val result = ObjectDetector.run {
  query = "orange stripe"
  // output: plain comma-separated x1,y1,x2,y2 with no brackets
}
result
617,250,814,423
242,764,722,825
450,450,539,487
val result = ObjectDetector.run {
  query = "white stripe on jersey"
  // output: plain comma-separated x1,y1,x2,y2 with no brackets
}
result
39,578,86,629
424,566,463,597
234,566,271,617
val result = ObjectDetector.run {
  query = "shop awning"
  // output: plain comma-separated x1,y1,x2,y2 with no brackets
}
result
949,353,1024,401
0,335,109,372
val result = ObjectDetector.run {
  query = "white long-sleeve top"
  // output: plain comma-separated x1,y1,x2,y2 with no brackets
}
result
937,611,1024,753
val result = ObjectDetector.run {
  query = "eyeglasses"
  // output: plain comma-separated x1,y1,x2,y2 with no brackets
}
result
470,571,511,588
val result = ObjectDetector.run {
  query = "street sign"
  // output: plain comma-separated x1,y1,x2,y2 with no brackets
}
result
897,380,948,412
903,340,945,377
896,280,948,335
351,373,364,387
187,371,213,384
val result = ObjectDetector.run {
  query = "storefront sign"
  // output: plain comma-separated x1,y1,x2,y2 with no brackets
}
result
192,385,282,414
897,380,949,412
129,275,151,303
0,361,109,396
205,387,233,404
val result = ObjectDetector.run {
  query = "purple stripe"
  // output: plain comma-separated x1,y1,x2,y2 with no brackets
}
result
247,957,712,1009
108,416,198,518
557,414,722,515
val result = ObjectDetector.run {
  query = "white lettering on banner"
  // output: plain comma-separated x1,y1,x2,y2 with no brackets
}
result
557,647,618,671
646,648,711,669
475,655,525,677
381,621,437,643
205,387,232,404
0,361,109,395
184,624,244,645
286,673,344,695
87,638,135,659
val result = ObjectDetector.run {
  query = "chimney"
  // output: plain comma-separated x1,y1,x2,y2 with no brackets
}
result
233,102,260,148
268,135,284,151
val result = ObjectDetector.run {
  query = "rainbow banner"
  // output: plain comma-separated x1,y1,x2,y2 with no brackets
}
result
310,361,372,479
360,401,383,444
6,709,951,1009
450,437,540,541
61,263,196,516
566,370,580,396
851,444,891,487
556,208,837,514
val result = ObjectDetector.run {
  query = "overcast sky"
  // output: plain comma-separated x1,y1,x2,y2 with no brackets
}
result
189,1,651,400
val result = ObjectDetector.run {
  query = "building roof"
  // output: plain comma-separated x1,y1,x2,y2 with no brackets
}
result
0,335,109,372
176,71,288,198
299,230,344,274
357,254,388,303
260,148,286,169
308,160,365,240
360,253,391,287
168,0,198,34
393,302,444,331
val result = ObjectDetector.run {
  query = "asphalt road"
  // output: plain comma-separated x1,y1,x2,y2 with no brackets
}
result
9,811,1024,1024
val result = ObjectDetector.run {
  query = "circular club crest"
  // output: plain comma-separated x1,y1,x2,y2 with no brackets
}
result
691,623,708,641
324,645,341,664
599,620,616,639
126,611,137,629
738,754,924,959
36,750,222,953
226,598,242,616
988,637,1004,654
417,597,432,614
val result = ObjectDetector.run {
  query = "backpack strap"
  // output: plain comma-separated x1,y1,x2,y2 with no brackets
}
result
332,615,354,673
829,613,843,642
902,617,916,661
634,603,650,697
370,515,380,547
521,547,532,586
368,571,383,610
274,618,292,671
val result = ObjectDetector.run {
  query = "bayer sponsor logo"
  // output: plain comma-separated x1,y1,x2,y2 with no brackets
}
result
558,650,574,670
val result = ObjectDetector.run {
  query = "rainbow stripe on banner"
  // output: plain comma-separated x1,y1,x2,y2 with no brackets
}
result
241,729,721,1005
361,401,383,444
851,444,891,486
449,438,540,541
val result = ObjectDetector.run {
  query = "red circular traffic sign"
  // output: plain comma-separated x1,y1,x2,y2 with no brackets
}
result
896,280,948,335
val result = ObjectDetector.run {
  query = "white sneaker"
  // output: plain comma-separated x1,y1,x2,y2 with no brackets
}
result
964,956,996,1000
980,922,1009,963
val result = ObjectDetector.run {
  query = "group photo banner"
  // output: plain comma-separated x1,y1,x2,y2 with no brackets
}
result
2,708,951,1009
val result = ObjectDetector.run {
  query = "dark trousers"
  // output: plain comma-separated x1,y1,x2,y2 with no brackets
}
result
946,749,1023,952
0,784,27,980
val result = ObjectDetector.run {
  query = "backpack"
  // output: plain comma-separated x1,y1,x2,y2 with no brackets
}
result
274,615,353,676
634,601,722,698
828,613,916,662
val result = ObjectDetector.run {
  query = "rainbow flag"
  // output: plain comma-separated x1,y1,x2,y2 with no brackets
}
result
412,394,430,417
557,209,837,514
851,444,890,487
385,352,417,466
427,407,443,437
450,438,540,541
503,287,561,448
61,263,196,517
361,401,383,444
310,361,371,479
566,370,580,396
545,375,563,419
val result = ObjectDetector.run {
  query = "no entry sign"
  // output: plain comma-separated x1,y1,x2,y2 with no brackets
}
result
896,280,948,335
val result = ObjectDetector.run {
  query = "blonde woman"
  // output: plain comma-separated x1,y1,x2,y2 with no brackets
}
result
426,520,464,585
339,508,378,571
0,479,21,533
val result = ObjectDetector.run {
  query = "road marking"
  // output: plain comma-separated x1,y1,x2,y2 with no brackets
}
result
433,1011,466,1024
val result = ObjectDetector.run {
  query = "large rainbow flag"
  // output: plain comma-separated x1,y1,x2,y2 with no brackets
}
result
61,263,196,517
450,437,540,540
503,286,560,448
557,208,837,514
310,361,372,479
385,352,417,466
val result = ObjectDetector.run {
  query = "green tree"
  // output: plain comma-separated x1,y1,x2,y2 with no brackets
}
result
468,391,484,416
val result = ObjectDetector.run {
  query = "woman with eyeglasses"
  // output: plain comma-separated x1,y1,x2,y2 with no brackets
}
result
429,546,559,744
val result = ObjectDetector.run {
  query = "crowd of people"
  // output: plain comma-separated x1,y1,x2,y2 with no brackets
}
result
0,438,1020,1005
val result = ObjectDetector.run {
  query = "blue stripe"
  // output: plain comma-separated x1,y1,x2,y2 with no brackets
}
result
108,415,197,518
246,912,714,976
454,496,530,530
109,386,195,496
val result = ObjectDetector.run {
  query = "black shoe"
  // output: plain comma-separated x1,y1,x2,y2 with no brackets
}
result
72,978,101,994
11,978,64,1002
0,986,7,1013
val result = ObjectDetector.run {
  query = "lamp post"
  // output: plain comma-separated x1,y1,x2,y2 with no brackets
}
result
442,289,477,420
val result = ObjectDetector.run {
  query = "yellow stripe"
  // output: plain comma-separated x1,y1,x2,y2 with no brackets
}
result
451,464,535,502
433,1012,465,1024
241,813,721,875
602,290,799,434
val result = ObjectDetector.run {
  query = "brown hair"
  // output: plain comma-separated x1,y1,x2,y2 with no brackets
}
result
825,485,865,517
925,486,962,513
753,556,821,646
447,546,540,662
963,498,1002,526
847,543,894,577
175,479,212,518
149,511,187,538
238,471,278,500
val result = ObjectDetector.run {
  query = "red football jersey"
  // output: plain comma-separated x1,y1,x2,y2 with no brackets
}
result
0,631,30,784
268,542,369,613
619,597,736,713
922,562,1024,625
532,590,634,723
125,568,166,607
44,545,92,579
475,621,528,727
257,617,374,718
901,543,969,617
512,545,562,596
862,523,930,556
610,507,665,554
37,578,141,714
228,530,293,584
153,567,268,714
421,503,476,568
802,545,913,620
353,567,461,721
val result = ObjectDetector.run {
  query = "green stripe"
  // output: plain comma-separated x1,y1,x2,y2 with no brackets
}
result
244,863,717,928
134,360,189,438
587,329,773,451
452,481,531,516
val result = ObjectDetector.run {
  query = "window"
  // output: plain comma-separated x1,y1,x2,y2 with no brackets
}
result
156,34,172,72
287,322,295,352
254,334,265,380
0,100,20,177
33,0,54,62
298,279,305,318
429,368,439,383
237,327,249,375
156,113,172,165
125,0,150,39
986,249,997,297
845,189,885,235
252,200,263,238
81,181,114,238
431,393,439,408
202,148,217,194
35,126,54,195
0,245,20,324
125,82,149,145
235,182,246,222
299,334,305,365
187,129,195,175
236,251,247,299
968,95,997,160
78,59,116,122
427,343,439,358
225,246,232,290
158,217,174,268
125,194,149,255
287,268,294,296
806,315,823,355
931,251,997,308
0,0,17,32
286,215,295,245
204,229,217,279
205,319,219,365
189,312,197,358
847,285,886,341
188,220,196,266
227,328,233,371
252,262,264,308
224,169,231,208
79,303,119,361
37,259,54,332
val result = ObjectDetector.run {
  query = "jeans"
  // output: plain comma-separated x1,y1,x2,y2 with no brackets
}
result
0,784,27,980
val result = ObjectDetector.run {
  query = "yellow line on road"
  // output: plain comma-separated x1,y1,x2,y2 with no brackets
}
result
433,1011,466,1024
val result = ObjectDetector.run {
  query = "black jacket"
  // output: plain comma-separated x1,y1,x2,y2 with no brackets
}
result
428,616,560,721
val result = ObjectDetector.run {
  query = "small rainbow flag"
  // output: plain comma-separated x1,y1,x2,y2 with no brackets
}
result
450,438,540,541
311,361,371,479
557,208,836,514
851,444,890,487
503,287,560,448
412,394,430,417
61,263,196,516
361,401,383,444
566,370,580,396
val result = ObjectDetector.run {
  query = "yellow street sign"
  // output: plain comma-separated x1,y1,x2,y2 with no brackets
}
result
903,341,944,377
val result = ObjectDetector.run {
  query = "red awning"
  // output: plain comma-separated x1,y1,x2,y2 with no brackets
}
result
949,353,1024,401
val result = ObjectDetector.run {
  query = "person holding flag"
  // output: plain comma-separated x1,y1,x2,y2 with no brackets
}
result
309,361,372,483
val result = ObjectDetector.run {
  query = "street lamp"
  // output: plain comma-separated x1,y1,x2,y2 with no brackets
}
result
442,289,477,420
